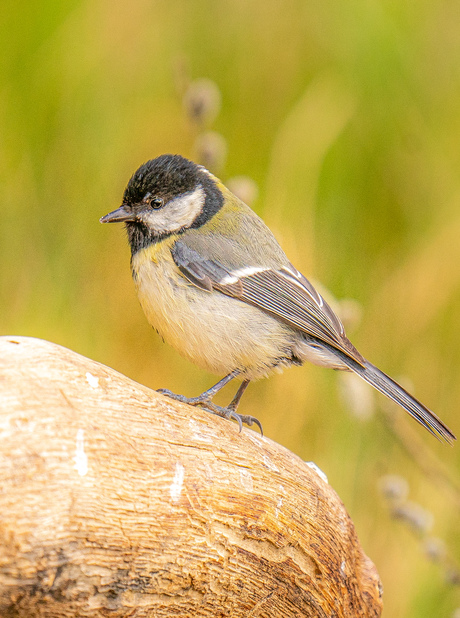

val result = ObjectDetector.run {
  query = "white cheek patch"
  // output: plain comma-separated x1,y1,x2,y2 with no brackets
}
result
142,185,205,234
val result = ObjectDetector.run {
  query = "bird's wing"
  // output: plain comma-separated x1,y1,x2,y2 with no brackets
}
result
171,240,456,444
171,240,365,365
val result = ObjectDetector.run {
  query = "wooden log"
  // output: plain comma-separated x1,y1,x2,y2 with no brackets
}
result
0,336,382,617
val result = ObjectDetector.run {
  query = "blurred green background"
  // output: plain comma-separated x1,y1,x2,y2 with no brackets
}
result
1,0,460,614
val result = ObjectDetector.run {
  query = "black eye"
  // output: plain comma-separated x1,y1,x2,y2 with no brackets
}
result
150,197,163,209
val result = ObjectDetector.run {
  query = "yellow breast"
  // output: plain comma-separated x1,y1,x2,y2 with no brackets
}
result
130,240,295,379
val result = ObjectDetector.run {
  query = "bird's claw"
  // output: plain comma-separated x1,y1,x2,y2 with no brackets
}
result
238,415,264,436
157,389,263,434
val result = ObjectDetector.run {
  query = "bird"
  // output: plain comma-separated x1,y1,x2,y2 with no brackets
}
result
100,154,455,444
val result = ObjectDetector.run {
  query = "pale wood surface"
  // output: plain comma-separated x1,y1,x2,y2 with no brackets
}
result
0,336,382,617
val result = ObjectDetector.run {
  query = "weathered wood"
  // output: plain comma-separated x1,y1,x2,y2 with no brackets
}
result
0,336,382,617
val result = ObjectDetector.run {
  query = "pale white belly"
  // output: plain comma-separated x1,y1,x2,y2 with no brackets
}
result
132,253,297,380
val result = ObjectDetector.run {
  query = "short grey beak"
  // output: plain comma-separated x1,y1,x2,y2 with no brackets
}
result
100,205,135,223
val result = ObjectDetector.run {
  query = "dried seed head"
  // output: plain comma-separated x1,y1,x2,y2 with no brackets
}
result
339,372,375,420
391,501,434,534
184,78,221,127
445,568,460,587
423,537,446,563
338,298,363,331
193,131,227,174
378,475,409,503
227,176,259,206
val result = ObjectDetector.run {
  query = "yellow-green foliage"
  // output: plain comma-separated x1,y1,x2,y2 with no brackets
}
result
1,1,459,615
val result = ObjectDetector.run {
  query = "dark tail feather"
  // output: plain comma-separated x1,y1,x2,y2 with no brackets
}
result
340,356,456,444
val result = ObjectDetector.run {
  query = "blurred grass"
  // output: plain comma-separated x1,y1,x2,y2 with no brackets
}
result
1,0,460,614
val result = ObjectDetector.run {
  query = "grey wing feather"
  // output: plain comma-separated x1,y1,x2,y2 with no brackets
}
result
172,240,363,365
173,241,242,295
233,266,364,364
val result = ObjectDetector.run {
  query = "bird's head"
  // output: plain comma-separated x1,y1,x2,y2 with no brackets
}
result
100,154,224,253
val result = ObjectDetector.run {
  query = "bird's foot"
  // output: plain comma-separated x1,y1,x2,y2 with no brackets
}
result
156,389,263,435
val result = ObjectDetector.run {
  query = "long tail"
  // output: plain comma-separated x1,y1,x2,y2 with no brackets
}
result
335,351,456,444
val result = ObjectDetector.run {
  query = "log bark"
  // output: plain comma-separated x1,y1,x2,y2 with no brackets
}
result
0,336,382,617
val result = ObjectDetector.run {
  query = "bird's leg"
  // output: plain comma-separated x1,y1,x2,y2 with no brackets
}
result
157,370,239,405
157,373,262,434
228,379,250,411
228,379,262,430
225,379,263,434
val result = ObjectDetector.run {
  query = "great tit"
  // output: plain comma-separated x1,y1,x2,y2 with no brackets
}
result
101,154,455,443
